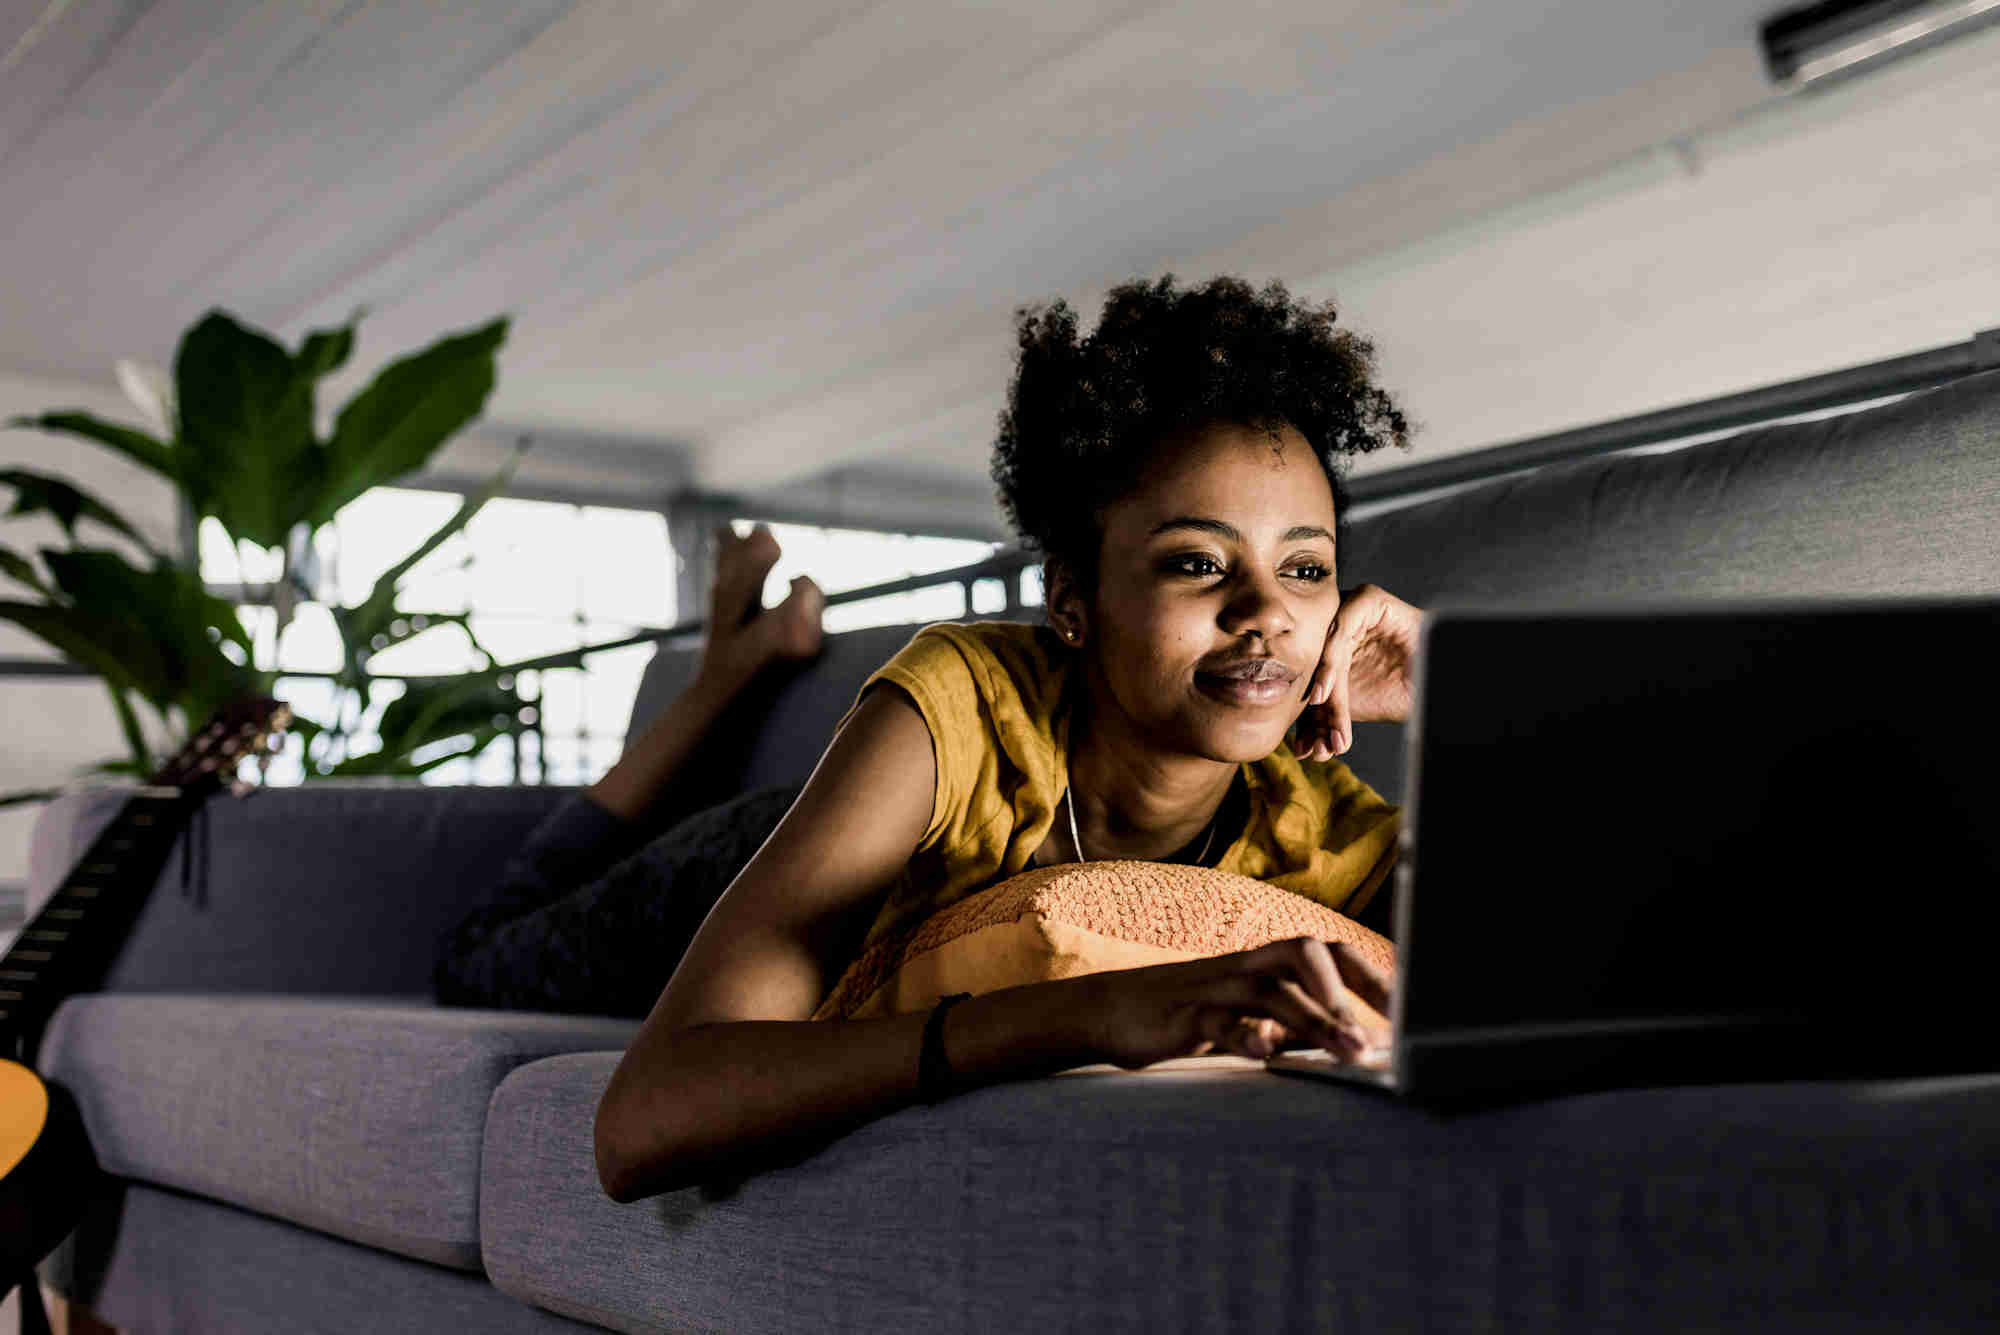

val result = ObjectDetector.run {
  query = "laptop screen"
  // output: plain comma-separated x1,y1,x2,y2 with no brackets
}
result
1396,598,2000,1044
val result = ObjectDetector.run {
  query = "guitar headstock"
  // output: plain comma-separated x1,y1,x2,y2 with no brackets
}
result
146,696,292,793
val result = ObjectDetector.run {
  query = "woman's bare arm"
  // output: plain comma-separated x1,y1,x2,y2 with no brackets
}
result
593,686,1104,1202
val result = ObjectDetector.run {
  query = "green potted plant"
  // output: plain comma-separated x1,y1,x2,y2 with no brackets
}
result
2,307,537,801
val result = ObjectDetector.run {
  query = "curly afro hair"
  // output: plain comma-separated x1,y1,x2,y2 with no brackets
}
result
991,274,1414,591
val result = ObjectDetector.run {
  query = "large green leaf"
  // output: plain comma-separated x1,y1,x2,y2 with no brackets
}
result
174,310,320,546
312,317,508,526
36,548,259,720
47,548,255,662
0,467,158,554
0,598,166,704
4,411,179,485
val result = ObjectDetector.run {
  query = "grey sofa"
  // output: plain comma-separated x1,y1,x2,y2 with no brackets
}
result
28,367,2000,1333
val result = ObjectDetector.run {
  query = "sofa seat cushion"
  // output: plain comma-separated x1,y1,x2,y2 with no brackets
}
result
39,994,638,1270
481,1051,2000,1333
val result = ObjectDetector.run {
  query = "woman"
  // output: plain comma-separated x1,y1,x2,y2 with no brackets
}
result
594,274,1426,1203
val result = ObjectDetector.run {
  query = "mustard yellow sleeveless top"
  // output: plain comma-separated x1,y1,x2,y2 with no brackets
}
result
844,621,1403,959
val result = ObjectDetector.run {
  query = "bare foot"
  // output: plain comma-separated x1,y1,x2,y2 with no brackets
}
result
763,574,825,661
697,525,824,692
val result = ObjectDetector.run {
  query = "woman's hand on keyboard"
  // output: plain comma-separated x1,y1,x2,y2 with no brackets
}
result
1078,936,1395,1070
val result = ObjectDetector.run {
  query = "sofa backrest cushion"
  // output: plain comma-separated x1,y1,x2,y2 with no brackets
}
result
1340,367,2000,607
27,782,578,995
624,616,1029,801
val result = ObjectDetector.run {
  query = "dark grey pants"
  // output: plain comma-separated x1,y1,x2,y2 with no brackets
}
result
432,785,802,1017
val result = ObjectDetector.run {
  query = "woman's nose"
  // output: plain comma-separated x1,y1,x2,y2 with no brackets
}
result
1219,570,1293,641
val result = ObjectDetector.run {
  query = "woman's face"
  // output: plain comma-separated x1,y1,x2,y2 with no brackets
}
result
1067,421,1341,764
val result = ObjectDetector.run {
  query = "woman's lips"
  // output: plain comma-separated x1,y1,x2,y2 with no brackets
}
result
1194,658,1300,706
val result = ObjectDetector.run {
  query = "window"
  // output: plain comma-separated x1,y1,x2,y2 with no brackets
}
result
200,488,674,787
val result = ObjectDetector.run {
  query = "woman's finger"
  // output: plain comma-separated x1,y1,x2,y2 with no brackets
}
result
1324,668,1350,757
1269,933,1342,1011
1306,639,1338,708
1225,1015,1285,1059
1213,1005,1357,1060
1314,715,1338,762
1325,938,1396,1015
1266,975,1372,1051
1197,1006,1258,1057
1323,598,1371,754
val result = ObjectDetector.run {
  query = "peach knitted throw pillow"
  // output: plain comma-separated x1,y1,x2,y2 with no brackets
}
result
809,860,1395,1027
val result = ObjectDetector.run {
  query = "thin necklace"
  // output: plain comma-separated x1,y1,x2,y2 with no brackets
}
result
1066,783,1218,866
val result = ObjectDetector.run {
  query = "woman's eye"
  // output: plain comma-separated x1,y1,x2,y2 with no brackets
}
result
1285,562,1332,583
1165,554,1223,578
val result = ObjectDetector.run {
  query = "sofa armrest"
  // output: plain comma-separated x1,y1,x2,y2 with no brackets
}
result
27,782,577,997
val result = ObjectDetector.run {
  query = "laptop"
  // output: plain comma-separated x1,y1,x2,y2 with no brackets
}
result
1266,595,2000,1106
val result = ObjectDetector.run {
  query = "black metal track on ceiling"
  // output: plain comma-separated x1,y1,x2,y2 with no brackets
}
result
1759,0,1942,81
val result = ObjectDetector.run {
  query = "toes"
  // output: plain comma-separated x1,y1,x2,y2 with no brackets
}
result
768,576,825,658
743,523,781,564
712,525,784,627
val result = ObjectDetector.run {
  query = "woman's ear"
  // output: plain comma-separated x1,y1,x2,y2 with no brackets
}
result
1043,560,1089,647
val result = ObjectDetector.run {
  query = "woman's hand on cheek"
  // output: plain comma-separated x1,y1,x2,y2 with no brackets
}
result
1293,583,1423,761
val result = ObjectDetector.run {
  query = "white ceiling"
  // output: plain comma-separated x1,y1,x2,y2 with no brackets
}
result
4,0,1997,536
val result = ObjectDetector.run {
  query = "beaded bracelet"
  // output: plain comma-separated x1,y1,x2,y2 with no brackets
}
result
917,992,974,1105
